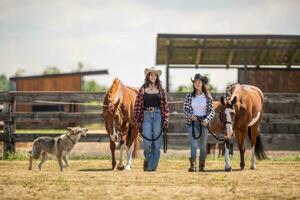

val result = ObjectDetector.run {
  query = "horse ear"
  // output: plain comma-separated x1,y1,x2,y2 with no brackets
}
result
220,96,225,105
231,96,237,105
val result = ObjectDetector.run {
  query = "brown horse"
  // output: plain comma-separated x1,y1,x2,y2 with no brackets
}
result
217,84,267,171
103,78,140,170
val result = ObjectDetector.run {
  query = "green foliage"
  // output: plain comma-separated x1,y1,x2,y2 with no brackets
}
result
175,74,217,93
43,66,61,75
82,80,107,92
0,74,13,91
176,84,193,93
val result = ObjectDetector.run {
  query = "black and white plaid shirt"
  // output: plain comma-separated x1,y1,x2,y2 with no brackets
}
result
183,93,215,125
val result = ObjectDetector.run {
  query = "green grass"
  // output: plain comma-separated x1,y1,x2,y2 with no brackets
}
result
15,123,105,134
16,129,66,134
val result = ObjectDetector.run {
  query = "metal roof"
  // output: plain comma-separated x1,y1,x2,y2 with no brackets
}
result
156,34,300,67
10,69,109,81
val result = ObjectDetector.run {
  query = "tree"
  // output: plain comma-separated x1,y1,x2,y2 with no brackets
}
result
0,74,13,91
14,68,26,77
43,66,61,75
82,80,107,92
77,62,84,72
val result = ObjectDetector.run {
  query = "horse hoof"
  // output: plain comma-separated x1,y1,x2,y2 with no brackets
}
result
250,166,256,170
112,163,117,170
225,167,232,172
125,165,131,170
240,166,245,171
117,165,125,170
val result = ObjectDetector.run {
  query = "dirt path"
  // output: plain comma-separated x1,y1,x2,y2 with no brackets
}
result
0,157,299,200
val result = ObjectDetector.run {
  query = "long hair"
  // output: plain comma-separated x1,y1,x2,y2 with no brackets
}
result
142,73,162,90
191,81,211,98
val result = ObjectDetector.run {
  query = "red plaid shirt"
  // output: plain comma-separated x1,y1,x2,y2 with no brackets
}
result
133,87,169,129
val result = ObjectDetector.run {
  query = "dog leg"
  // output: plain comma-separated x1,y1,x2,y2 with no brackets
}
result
29,155,33,170
63,156,69,168
38,152,48,171
57,155,64,172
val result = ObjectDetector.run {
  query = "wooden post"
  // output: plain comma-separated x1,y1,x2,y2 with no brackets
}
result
2,94,16,158
166,46,170,92
243,48,249,84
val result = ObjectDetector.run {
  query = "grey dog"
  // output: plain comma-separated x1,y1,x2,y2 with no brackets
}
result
28,127,88,171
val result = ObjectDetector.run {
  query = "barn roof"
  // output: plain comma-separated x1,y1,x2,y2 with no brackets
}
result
10,69,109,81
156,34,300,67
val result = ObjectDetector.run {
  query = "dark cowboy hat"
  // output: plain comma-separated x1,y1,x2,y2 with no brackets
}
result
191,73,208,85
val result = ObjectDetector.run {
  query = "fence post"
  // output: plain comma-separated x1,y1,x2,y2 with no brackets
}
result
3,94,16,158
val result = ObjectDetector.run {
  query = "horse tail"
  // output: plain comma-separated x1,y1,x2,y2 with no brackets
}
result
248,127,268,160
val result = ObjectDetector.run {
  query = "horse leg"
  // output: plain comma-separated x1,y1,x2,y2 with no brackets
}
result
110,141,117,170
117,143,126,170
236,130,247,170
125,144,133,170
250,125,259,170
224,142,232,172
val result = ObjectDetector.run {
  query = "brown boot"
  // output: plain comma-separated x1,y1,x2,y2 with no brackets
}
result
199,158,205,172
143,160,148,171
188,157,197,172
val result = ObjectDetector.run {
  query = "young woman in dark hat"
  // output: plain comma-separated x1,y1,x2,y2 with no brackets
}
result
183,73,215,172
133,66,169,171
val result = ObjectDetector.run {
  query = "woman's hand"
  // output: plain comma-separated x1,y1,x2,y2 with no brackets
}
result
191,115,197,121
201,119,208,126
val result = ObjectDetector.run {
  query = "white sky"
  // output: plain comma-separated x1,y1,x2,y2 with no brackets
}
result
0,0,300,92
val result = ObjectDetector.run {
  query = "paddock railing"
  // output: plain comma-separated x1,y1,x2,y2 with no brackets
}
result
1,91,300,157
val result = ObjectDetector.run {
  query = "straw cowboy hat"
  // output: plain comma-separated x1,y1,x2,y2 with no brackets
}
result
144,66,162,77
191,73,208,85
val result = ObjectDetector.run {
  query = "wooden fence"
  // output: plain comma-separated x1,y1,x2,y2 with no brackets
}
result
0,91,300,157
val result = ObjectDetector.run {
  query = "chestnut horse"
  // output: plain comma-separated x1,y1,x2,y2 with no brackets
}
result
217,84,267,171
103,78,140,170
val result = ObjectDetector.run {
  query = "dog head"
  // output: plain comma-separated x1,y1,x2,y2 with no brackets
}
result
66,127,88,142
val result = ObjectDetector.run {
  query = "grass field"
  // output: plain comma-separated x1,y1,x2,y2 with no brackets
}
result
0,151,299,200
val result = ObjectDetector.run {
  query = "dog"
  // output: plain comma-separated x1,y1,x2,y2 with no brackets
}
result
28,127,88,171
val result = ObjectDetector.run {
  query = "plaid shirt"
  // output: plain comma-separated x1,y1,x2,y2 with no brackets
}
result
183,93,215,125
133,87,169,128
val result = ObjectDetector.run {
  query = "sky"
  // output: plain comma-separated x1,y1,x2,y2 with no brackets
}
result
0,0,300,92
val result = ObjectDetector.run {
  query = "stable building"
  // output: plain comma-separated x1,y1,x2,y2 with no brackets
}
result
10,70,108,112
156,34,300,92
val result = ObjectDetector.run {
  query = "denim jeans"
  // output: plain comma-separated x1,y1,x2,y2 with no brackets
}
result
142,109,162,171
188,121,208,161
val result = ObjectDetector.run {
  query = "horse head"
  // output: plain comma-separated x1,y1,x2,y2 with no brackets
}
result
219,96,237,141
103,79,126,141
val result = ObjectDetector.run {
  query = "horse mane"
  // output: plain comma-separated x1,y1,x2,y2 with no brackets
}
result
107,78,122,102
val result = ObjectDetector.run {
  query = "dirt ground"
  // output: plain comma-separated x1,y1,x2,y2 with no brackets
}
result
0,142,299,200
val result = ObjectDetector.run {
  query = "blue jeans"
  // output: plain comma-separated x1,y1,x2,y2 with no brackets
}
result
142,109,162,171
188,121,208,161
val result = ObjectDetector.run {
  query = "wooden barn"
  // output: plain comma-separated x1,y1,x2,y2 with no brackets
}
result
9,70,108,128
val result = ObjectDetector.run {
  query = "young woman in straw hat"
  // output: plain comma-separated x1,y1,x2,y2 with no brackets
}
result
183,73,215,172
133,66,169,171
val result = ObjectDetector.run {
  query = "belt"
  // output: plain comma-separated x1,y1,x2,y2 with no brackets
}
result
144,107,159,112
